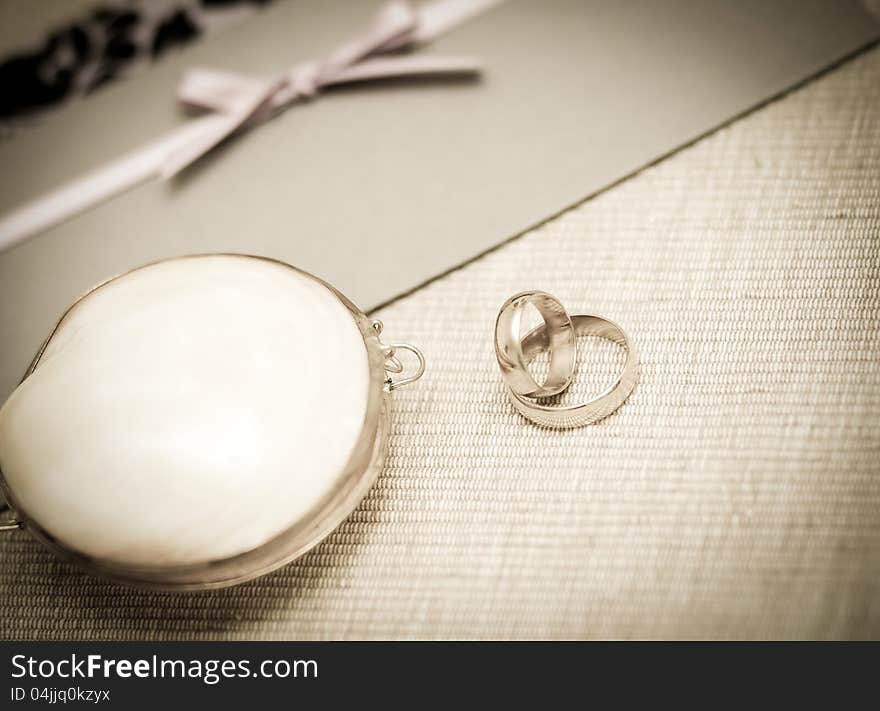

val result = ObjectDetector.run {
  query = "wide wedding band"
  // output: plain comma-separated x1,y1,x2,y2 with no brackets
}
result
494,291,576,398
506,314,639,428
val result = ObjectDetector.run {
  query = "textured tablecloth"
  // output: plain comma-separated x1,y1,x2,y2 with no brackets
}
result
1,41,878,640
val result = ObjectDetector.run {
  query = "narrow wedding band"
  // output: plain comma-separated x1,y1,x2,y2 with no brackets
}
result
494,291,576,398
507,314,639,428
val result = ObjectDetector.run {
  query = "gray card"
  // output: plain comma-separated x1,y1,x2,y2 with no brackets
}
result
0,0,877,398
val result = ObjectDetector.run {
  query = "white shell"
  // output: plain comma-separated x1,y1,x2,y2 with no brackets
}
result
0,255,375,574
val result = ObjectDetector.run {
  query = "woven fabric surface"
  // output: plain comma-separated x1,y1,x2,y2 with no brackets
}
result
1,44,878,641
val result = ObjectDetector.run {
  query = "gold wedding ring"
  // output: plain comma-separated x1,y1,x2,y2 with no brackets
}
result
494,291,576,398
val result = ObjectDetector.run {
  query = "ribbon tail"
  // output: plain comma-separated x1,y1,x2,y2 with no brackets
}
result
177,68,269,112
327,55,482,85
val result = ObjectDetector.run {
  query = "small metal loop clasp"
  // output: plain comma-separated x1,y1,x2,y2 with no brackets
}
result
372,320,426,392
0,501,22,532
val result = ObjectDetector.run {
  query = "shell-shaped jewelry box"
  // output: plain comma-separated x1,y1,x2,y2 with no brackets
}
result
0,254,423,589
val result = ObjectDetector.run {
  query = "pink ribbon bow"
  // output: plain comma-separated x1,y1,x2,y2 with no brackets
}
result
164,0,489,176
0,0,500,251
